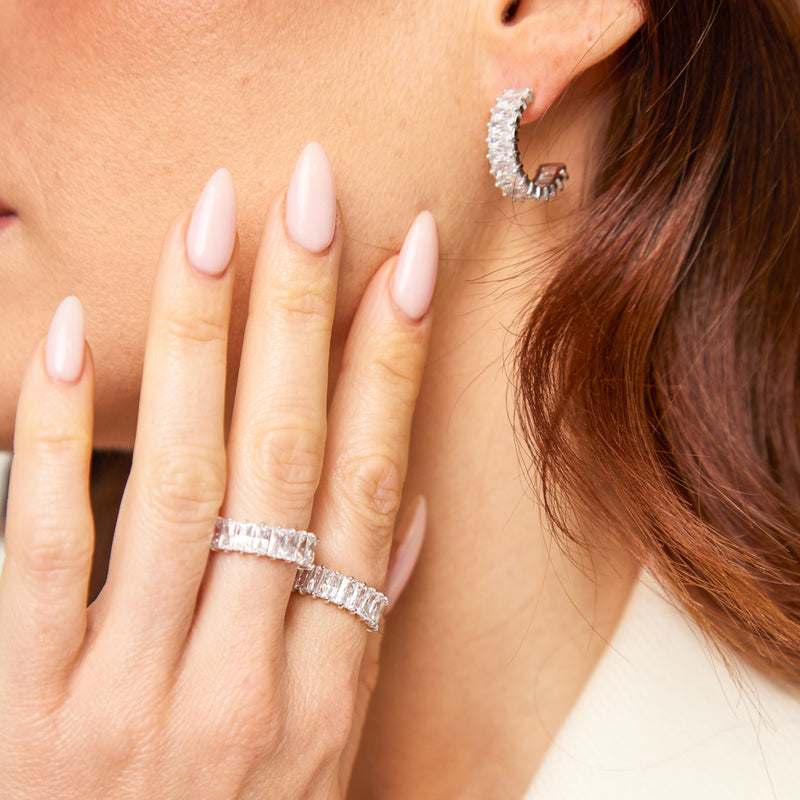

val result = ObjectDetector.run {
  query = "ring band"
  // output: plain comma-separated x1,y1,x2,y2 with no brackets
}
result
211,517,317,569
293,566,388,632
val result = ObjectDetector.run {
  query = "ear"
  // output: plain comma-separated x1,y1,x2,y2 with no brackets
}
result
482,0,645,120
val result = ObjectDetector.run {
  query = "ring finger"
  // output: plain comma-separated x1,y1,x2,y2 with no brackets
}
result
290,210,437,660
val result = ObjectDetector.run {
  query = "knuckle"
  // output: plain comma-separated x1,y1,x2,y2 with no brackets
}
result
168,658,285,771
161,305,229,350
306,679,359,762
334,450,404,538
19,521,93,581
367,339,423,398
312,711,353,764
242,423,323,509
139,449,226,525
91,717,142,770
202,687,284,763
77,701,157,774
293,696,353,767
27,420,91,462
224,709,283,763
272,275,334,329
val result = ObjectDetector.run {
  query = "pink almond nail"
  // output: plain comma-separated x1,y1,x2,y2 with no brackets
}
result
45,296,86,384
390,211,438,321
185,168,237,277
285,142,337,254
385,496,427,608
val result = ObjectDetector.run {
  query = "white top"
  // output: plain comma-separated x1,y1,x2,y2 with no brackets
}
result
0,446,798,798
524,575,800,799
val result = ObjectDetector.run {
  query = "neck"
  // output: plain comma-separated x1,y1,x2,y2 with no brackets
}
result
348,202,638,798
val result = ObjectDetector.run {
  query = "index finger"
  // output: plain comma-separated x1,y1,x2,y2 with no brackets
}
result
98,169,236,661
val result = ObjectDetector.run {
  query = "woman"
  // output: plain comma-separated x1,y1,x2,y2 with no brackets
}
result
0,0,799,796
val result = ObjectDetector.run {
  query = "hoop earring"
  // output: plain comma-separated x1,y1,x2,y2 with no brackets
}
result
486,88,568,202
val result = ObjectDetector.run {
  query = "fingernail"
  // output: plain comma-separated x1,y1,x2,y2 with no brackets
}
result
386,496,427,608
390,211,438,321
45,296,85,384
285,142,337,254
186,168,237,277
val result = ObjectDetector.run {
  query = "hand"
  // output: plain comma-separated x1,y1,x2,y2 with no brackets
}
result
0,143,436,799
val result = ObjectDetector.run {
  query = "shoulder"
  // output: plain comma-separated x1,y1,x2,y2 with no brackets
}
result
524,573,800,800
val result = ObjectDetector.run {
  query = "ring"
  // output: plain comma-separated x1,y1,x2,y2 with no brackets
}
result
293,566,388,632
211,517,317,569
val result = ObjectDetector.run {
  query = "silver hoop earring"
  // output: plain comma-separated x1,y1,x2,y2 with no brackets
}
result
486,88,568,202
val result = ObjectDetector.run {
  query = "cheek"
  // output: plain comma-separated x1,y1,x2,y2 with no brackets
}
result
0,0,487,448
2,1,252,224
0,1,268,446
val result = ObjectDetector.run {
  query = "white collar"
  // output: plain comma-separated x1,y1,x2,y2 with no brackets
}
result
523,574,800,798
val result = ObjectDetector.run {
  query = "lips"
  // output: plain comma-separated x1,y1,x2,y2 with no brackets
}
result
0,202,17,231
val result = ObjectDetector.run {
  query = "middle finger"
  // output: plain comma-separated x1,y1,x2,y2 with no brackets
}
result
196,142,340,645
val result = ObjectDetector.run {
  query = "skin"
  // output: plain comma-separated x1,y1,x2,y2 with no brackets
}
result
0,0,485,445
0,1,644,796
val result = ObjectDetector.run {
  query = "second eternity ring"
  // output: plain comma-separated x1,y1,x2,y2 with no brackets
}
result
210,517,317,569
293,566,388,632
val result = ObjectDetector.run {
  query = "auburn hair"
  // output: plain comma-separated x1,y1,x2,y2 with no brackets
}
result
516,0,800,683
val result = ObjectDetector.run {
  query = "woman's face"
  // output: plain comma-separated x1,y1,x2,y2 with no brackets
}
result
0,1,493,448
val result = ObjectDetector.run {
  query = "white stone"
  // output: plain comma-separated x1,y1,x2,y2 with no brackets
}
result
267,528,281,558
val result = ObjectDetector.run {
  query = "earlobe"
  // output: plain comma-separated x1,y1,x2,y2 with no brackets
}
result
483,0,644,121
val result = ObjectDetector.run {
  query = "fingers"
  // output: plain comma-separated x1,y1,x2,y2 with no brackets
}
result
223,142,338,528
291,211,437,655
98,169,236,657
0,297,94,691
0,151,435,794
192,142,340,654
